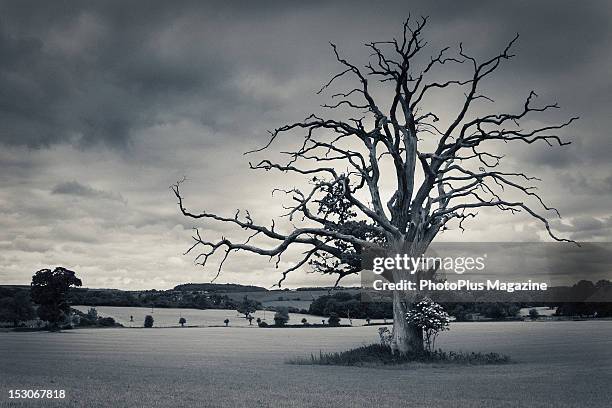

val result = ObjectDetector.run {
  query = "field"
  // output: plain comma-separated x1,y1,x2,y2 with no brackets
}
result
1,321,611,407
71,306,382,327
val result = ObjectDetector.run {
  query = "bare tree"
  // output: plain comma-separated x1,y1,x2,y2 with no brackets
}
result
173,17,576,353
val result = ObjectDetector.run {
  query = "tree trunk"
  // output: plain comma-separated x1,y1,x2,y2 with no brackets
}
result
392,289,423,354
384,241,426,354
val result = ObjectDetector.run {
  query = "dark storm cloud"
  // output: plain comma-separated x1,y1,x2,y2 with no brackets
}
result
0,1,327,149
51,181,125,202
0,0,607,150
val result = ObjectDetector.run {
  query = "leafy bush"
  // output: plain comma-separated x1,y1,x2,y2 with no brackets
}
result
87,307,98,320
98,317,116,327
327,312,340,326
287,344,510,366
77,317,94,326
529,308,539,319
406,298,450,352
144,315,154,328
378,327,393,347
274,307,289,326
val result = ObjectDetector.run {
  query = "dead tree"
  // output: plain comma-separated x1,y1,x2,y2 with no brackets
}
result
173,17,576,353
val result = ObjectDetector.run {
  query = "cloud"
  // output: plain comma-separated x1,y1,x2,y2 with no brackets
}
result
0,1,610,289
51,181,125,202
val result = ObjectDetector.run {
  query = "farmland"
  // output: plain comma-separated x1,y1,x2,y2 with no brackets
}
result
71,305,371,328
1,321,611,407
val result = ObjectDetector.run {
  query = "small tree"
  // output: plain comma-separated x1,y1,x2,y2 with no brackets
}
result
87,307,98,320
529,308,539,320
301,317,308,325
406,298,450,353
144,315,154,328
365,317,371,325
30,267,82,330
224,318,230,327
236,296,259,319
328,312,341,326
273,307,289,326
247,315,254,325
179,317,187,327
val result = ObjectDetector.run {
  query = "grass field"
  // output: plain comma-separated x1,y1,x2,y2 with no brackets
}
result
71,306,384,327
1,321,611,407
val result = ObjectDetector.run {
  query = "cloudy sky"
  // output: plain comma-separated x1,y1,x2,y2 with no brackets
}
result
1,1,610,290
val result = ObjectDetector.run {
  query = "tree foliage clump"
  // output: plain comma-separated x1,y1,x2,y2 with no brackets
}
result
406,298,450,352
273,307,290,326
327,312,341,326
30,267,82,330
236,296,260,318
0,292,36,327
309,291,392,319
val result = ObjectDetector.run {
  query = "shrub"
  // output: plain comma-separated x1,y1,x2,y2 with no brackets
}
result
258,321,268,327
328,312,340,326
378,327,393,347
98,317,116,327
301,318,308,325
287,344,510,366
144,315,154,328
406,298,450,352
529,308,539,319
274,307,289,326
87,307,98,320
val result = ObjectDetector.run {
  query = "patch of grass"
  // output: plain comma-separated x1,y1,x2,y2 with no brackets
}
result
287,344,510,367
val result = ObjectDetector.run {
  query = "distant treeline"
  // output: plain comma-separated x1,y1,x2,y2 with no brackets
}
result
0,285,254,311
307,280,612,320
3,280,612,324
67,288,252,310
309,292,392,319
307,291,522,320
172,283,267,292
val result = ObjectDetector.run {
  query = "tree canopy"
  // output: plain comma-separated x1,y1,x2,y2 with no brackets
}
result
174,16,575,287
30,267,82,329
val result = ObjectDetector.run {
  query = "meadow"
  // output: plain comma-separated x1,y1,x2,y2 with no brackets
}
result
1,321,611,407
71,306,384,327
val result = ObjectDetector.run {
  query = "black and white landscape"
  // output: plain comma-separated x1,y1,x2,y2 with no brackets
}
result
1,1,611,407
